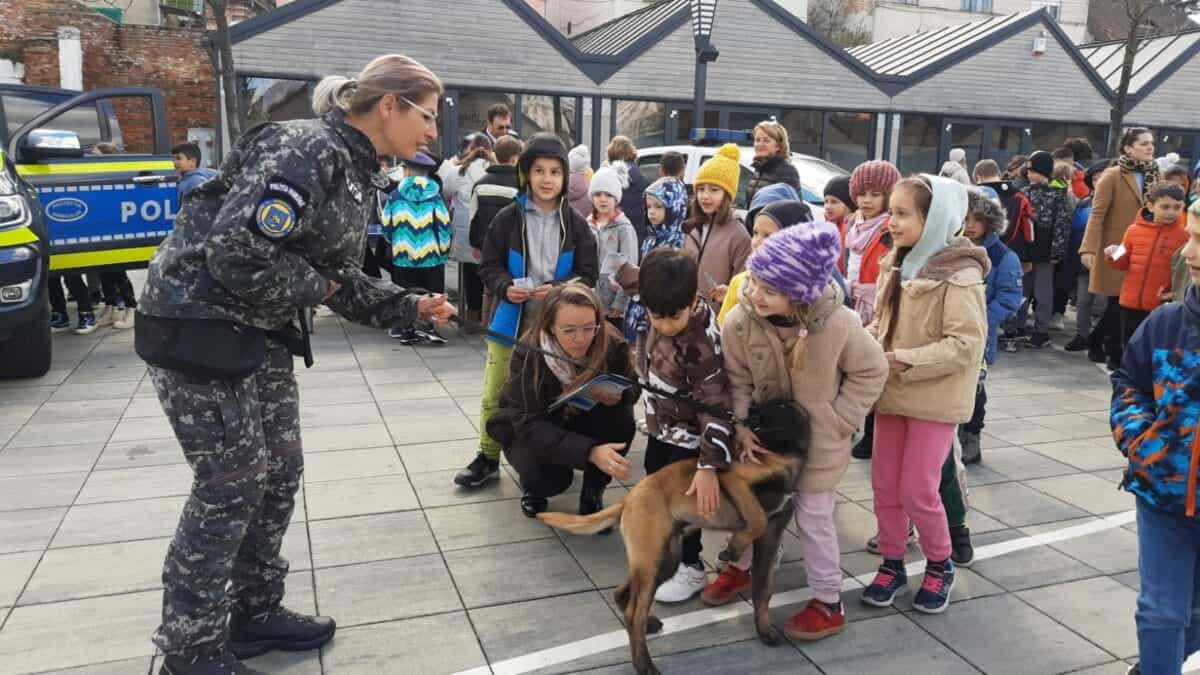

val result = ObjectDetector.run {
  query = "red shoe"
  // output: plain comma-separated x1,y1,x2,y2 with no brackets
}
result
701,566,751,606
784,599,846,641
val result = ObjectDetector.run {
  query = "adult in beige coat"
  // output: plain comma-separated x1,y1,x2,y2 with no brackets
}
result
1080,127,1160,366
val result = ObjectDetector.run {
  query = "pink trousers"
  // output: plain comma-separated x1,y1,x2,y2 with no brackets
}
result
871,413,955,562
732,491,842,604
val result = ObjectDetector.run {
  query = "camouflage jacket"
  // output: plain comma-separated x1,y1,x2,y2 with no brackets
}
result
638,301,734,470
139,109,419,331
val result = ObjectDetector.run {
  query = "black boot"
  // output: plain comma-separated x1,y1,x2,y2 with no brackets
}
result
959,430,982,465
158,646,266,675
579,483,611,535
454,453,500,488
228,606,335,659
852,434,873,460
520,492,548,519
950,525,974,567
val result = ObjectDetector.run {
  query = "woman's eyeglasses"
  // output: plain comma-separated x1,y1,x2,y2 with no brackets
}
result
555,324,600,338
399,96,438,129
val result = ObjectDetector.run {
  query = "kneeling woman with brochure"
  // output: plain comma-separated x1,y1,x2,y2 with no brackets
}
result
486,283,640,524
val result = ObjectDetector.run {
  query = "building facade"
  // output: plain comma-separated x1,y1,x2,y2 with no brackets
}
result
871,0,1090,44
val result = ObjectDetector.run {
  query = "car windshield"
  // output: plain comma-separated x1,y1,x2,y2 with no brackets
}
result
793,155,847,203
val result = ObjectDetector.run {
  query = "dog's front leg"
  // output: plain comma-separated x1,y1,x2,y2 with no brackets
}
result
717,474,768,564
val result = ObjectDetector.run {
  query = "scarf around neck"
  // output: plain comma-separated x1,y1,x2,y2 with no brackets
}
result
1118,155,1162,201
847,212,888,254
540,331,578,389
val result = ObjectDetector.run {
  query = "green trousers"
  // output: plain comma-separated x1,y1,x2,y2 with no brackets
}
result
939,447,967,529
477,341,514,460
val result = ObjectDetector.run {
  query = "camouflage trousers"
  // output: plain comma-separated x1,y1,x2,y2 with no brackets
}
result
148,340,303,655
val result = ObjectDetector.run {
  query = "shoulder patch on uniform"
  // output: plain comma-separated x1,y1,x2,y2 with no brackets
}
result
250,175,310,240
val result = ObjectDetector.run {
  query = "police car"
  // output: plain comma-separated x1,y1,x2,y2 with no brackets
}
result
636,129,848,210
0,84,177,377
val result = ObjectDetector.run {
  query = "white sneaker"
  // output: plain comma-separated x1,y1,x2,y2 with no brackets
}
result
654,563,707,603
1050,313,1065,332
94,305,116,328
112,307,135,330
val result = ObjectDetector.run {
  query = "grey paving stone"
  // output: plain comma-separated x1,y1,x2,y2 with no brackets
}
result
559,528,637,590
1025,438,1126,472
48,380,139,402
833,500,881,554
302,446,404,483
9,419,119,448
0,589,159,673
470,590,628,674
51,655,156,674
968,481,1089,527
799,614,977,674
0,403,40,426
577,638,818,675
19,537,168,604
293,370,367,389
0,442,103,477
95,438,183,471
301,423,393,453
322,611,487,674
970,539,1104,592
1068,663,1139,675
107,416,176,444
0,386,56,406
912,591,1117,674
243,649,322,675
444,538,592,608
1020,517,1140,575
298,402,385,429
308,510,437,569
1024,413,1114,439
369,380,452,403
1114,570,1140,591
425,499,554,551
281,524,312,573
315,554,461,628
965,508,1009,535
408,467,524,508
362,366,439,387
975,446,1079,481
75,463,193,504
0,506,64,553
1023,473,1134,516
61,367,146,386
52,495,186,548
385,402,478,445
1017,576,1139,659
981,418,1074,446
290,384,375,405
0,472,87,511
396,439,482,473
0,551,39,607
120,396,170,419
303,473,420,520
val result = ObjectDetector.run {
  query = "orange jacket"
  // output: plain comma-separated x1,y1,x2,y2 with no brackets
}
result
1107,209,1189,311
1071,168,1090,200
858,220,892,285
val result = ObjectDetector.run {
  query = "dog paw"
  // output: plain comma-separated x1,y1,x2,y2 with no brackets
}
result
647,615,663,634
757,624,783,647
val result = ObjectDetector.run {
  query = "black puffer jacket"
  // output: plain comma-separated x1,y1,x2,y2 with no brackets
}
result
619,163,651,243
746,154,801,205
487,329,640,469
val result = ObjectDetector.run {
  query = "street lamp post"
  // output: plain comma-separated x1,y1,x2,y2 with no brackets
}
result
691,0,719,132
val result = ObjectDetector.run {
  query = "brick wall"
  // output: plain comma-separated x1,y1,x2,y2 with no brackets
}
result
0,0,216,153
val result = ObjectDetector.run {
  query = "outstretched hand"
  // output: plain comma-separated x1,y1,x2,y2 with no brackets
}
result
418,294,456,326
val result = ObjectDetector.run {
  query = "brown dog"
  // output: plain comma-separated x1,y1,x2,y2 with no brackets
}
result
537,443,805,675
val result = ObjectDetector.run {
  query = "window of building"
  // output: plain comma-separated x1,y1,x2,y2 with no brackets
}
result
824,112,873,170
1155,130,1195,171
961,0,992,11
1031,0,1061,19
241,78,314,127
898,114,940,175
616,100,666,149
673,109,720,143
521,95,578,148
779,109,823,158
458,92,517,139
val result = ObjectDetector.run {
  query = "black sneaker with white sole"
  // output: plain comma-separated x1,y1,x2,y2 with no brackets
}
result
454,453,500,488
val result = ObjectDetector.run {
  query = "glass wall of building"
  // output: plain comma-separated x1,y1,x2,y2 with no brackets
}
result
1154,129,1197,171
615,100,666,149
458,91,517,139
521,95,578,148
240,77,314,126
825,112,873,169
898,114,940,175
1032,122,1108,159
779,109,823,157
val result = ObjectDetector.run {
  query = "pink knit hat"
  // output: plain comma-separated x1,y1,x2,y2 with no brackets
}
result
849,160,901,201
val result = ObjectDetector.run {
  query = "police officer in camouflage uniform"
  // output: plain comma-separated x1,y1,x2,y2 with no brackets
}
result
136,55,454,675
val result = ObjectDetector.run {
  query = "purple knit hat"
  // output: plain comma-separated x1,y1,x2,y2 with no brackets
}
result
747,221,841,305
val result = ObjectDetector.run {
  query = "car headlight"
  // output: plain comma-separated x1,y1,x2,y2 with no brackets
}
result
0,195,29,230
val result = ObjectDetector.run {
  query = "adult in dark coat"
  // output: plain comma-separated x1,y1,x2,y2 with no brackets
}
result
607,136,650,242
745,120,800,206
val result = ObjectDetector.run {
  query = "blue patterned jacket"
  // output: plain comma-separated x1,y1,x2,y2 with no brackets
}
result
1112,285,1200,517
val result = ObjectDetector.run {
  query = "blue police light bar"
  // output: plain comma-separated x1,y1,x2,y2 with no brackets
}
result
690,128,751,145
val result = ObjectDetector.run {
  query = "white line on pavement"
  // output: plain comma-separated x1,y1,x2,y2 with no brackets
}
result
459,509,1138,675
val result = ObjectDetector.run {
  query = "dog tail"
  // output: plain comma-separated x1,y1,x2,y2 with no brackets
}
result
537,502,624,535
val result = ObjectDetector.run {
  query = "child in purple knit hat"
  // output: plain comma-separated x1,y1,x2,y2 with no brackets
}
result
708,221,888,642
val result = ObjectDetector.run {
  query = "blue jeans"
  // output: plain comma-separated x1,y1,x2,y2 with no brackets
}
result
1136,498,1200,674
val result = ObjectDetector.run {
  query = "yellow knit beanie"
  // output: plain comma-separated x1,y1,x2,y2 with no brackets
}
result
695,143,742,199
